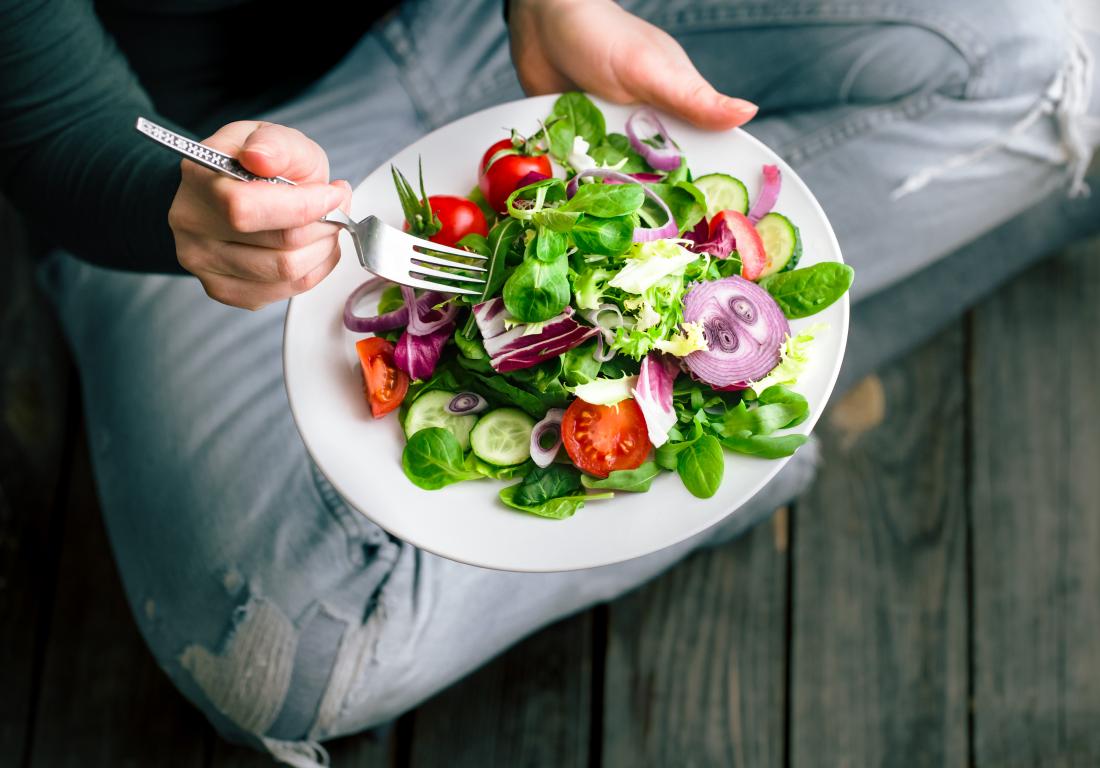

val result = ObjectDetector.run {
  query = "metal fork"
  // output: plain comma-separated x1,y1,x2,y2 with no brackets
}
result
135,117,487,295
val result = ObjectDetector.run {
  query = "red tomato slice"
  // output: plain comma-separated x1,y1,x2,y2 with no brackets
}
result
403,195,487,248
478,138,552,213
561,398,652,478
711,210,768,280
355,337,409,418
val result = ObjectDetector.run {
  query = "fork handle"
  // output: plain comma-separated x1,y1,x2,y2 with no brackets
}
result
135,117,296,186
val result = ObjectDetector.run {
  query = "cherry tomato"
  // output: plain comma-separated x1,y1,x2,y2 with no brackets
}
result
710,210,768,280
561,398,652,478
355,337,409,418
403,195,487,248
478,138,552,213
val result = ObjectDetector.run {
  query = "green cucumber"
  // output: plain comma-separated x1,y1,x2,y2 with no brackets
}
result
470,408,535,466
755,212,802,278
404,391,479,452
694,173,749,218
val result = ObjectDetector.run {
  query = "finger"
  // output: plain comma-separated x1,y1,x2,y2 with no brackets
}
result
209,178,346,233
199,242,340,310
227,220,339,251
238,123,330,183
290,240,341,294
207,235,340,284
621,41,758,130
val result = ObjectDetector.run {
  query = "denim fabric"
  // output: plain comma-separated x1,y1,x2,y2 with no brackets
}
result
38,0,1090,762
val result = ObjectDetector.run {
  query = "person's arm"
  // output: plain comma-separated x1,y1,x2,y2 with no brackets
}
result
506,0,758,130
0,0,184,272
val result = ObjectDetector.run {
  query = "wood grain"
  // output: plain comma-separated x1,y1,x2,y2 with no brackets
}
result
601,517,790,768
969,239,1100,766
0,198,71,763
789,329,970,767
25,432,212,768
408,611,592,768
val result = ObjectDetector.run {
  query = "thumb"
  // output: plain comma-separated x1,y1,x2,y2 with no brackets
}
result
238,123,330,183
627,50,758,131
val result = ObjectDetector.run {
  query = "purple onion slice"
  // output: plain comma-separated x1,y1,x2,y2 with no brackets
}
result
625,107,683,171
530,408,565,468
682,276,790,387
446,392,489,415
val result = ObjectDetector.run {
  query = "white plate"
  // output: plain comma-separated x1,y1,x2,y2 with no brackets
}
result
284,95,847,572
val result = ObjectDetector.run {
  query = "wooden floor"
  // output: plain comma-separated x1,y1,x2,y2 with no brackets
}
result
4,195,1100,767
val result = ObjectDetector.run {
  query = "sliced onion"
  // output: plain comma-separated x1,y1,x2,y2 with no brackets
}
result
446,392,488,415
625,108,682,171
747,164,781,224
580,302,625,343
530,408,565,468
401,285,458,335
593,334,618,363
344,278,409,333
682,276,790,387
566,168,677,242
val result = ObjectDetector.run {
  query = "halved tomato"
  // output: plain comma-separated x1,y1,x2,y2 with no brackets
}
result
355,337,409,418
561,398,652,478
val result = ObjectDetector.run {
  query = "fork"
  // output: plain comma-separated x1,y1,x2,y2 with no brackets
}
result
135,117,487,295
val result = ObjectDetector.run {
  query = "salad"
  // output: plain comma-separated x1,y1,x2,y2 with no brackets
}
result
343,93,853,519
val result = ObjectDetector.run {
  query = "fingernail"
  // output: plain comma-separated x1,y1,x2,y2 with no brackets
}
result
726,97,759,117
246,144,275,159
326,186,345,208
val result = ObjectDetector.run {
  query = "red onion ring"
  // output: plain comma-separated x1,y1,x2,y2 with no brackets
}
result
446,392,488,415
530,408,565,468
401,285,458,336
566,168,678,242
682,276,790,387
343,278,408,333
625,108,683,171
747,164,781,224
593,333,618,363
580,302,626,343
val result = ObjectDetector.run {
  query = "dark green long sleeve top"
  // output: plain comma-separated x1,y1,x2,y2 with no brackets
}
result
0,0,394,273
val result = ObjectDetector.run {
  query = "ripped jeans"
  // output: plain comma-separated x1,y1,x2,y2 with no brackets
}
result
39,0,1096,764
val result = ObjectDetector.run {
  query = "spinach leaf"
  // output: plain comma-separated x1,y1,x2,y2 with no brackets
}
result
571,214,636,256
455,352,494,374
512,464,582,506
377,283,404,314
453,328,487,360
581,461,661,492
664,160,690,185
401,428,482,490
551,92,606,148
589,133,650,173
643,181,706,233
716,388,808,437
503,254,570,322
563,183,645,218
404,362,469,407
759,262,854,319
507,359,571,402
535,226,569,263
498,485,598,520
655,438,694,471
547,118,575,164
676,434,724,498
532,208,582,232
720,433,808,459
562,341,602,386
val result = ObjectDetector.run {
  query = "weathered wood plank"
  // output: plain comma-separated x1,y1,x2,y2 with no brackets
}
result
26,431,212,768
0,197,71,763
970,239,1100,766
789,328,969,766
408,610,592,768
601,515,790,768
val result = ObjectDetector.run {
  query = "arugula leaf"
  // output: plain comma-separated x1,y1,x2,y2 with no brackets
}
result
720,433,808,459
456,232,489,257
453,328,487,360
563,183,645,218
581,461,661,492
512,464,583,506
471,372,566,418
676,434,724,498
589,133,650,173
759,263,854,319
503,254,571,322
716,387,808,437
655,438,693,471
401,428,482,490
571,214,636,256
551,92,606,148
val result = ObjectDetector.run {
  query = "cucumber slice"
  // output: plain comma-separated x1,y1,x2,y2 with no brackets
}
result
470,408,535,466
404,390,479,452
755,212,802,278
694,173,749,218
